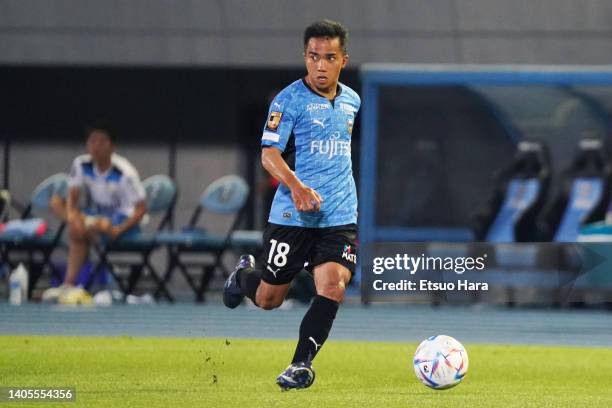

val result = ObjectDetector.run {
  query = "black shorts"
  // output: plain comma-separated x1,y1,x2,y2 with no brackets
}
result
260,223,358,285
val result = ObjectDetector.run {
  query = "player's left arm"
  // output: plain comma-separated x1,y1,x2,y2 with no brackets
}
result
107,170,147,240
108,200,146,240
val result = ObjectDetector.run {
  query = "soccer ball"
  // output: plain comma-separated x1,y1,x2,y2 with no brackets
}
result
413,335,468,389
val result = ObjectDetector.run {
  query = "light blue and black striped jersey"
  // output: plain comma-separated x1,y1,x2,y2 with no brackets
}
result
261,78,360,228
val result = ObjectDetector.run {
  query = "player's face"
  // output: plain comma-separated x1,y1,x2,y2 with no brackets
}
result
304,37,348,94
86,130,113,164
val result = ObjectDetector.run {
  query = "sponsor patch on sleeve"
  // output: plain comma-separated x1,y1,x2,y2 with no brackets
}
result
262,131,280,143
266,111,283,131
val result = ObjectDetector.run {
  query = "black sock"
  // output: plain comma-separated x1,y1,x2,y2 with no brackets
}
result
238,267,261,305
291,295,339,364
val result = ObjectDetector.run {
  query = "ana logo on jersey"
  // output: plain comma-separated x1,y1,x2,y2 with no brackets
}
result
310,132,351,159
341,244,357,264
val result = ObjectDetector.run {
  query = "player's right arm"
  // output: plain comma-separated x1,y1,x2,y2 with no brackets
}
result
66,187,81,221
260,90,322,212
261,147,322,212
66,158,85,233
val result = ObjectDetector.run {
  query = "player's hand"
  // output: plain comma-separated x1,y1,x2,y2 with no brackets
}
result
93,219,122,241
290,183,323,212
107,226,123,241
94,218,112,234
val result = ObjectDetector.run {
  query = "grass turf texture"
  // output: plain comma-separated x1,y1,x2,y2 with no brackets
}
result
1,336,611,407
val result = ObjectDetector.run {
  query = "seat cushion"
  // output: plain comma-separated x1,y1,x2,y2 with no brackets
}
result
229,230,263,248
104,232,158,252
0,229,60,247
155,230,226,250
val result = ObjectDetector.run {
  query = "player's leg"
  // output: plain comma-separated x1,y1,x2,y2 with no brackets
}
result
224,252,292,309
64,216,95,286
42,215,94,301
276,261,350,391
65,212,116,286
223,223,310,309
255,281,291,309
277,224,357,390
290,261,350,363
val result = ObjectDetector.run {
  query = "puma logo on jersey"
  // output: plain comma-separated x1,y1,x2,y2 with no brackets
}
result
312,118,327,128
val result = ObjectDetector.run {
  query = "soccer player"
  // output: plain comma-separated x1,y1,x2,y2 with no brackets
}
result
223,20,360,390
44,125,146,302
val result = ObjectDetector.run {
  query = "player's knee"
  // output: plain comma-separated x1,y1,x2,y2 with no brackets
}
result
255,293,283,310
257,298,283,310
68,224,87,241
317,283,345,303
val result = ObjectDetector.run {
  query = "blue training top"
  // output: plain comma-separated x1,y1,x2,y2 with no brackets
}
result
261,78,361,228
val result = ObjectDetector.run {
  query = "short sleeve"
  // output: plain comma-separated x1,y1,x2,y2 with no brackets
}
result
261,91,297,152
68,158,84,188
122,172,146,205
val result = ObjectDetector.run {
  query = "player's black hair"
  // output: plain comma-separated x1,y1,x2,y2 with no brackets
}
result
303,20,349,54
85,122,115,144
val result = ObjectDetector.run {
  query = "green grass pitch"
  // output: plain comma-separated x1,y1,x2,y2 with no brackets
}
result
1,335,611,407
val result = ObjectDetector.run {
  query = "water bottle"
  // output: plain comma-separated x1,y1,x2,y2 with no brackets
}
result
9,263,28,305
9,273,22,305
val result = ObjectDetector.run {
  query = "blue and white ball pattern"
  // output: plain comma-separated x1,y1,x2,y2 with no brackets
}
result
413,335,468,389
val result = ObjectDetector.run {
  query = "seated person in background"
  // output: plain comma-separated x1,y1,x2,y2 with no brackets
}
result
44,124,146,300
0,189,10,221
49,194,68,222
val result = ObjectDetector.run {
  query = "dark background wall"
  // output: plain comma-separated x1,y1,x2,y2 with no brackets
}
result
0,66,361,143
0,66,361,232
